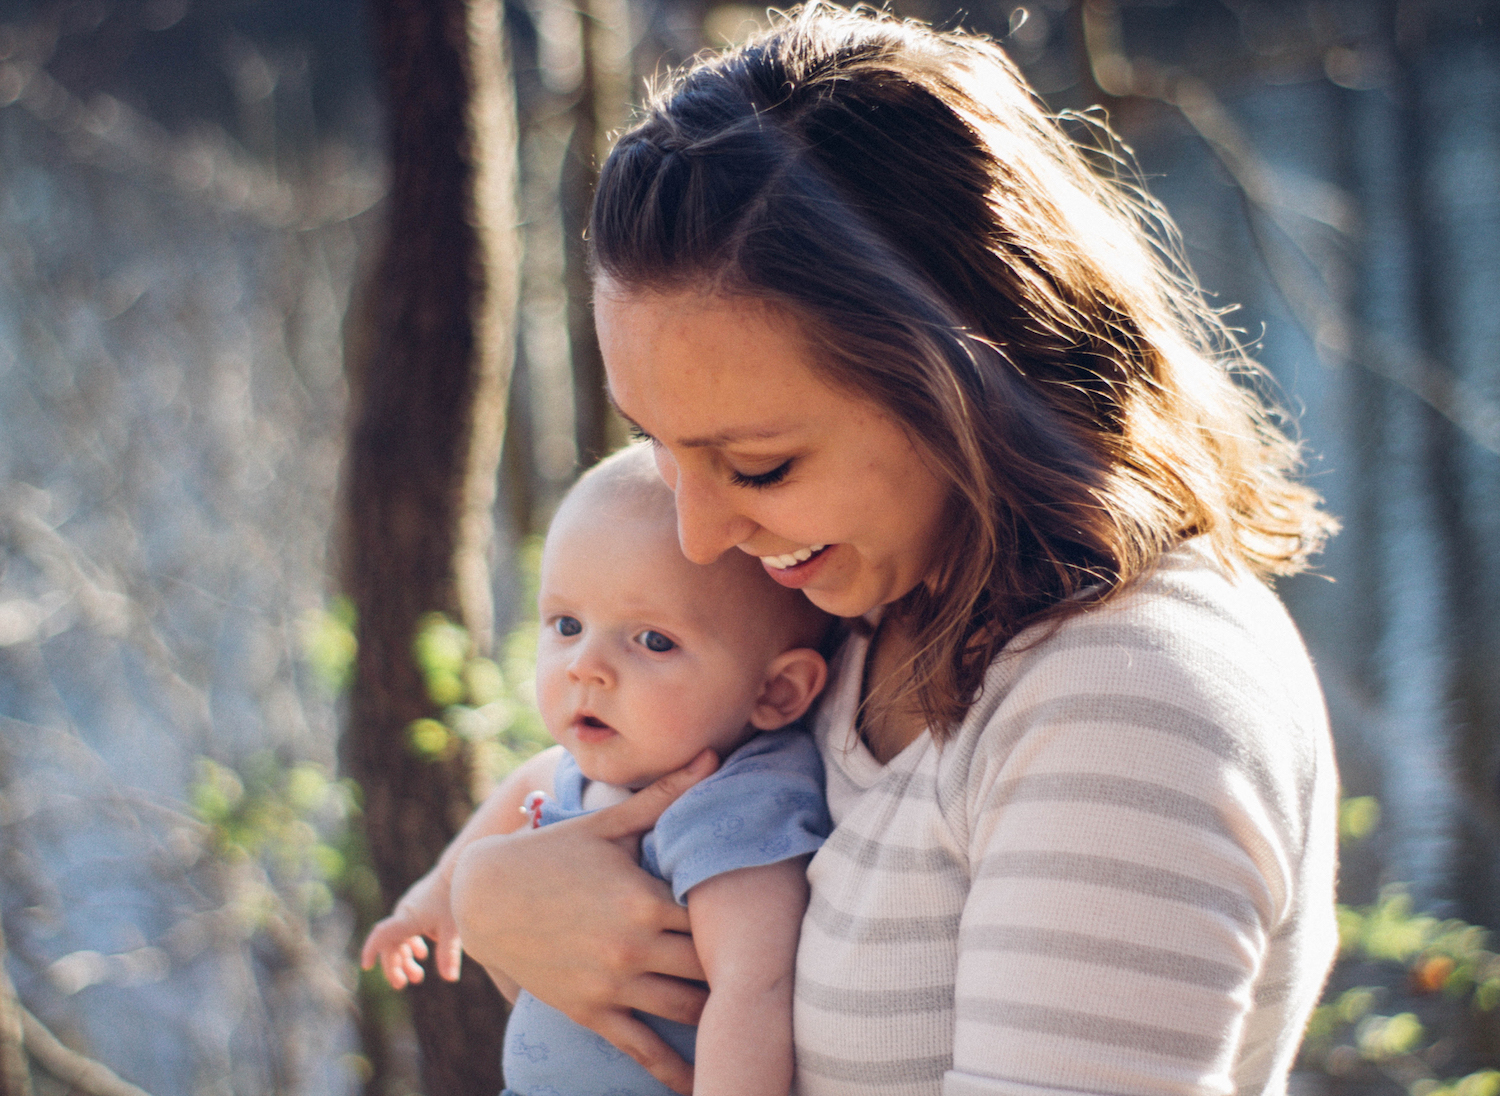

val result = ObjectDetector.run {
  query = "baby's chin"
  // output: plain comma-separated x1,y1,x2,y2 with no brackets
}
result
575,761,662,796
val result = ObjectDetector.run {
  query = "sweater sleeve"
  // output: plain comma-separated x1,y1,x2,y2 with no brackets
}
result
941,571,1331,1096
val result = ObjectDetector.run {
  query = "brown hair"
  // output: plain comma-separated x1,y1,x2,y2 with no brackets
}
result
590,4,1335,736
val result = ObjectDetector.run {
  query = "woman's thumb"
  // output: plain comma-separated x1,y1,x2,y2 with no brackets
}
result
595,750,718,839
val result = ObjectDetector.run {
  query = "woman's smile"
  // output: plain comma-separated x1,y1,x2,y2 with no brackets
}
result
757,544,828,571
596,285,950,619
756,543,833,588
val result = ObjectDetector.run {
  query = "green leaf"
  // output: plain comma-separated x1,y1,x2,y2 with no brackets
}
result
407,718,451,759
299,599,358,695
1339,796,1381,843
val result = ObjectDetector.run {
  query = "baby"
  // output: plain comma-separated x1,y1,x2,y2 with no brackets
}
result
362,444,833,1096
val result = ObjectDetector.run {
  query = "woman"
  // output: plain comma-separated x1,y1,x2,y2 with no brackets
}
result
446,6,1340,1094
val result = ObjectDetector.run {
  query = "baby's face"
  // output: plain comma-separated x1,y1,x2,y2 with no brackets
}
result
535,500,798,788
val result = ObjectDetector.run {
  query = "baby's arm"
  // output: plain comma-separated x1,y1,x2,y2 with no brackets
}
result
686,856,810,1096
360,744,564,996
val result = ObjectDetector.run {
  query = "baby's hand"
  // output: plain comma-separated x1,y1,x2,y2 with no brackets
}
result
360,868,462,989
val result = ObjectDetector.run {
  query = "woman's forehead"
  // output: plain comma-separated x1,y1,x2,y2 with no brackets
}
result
596,291,840,435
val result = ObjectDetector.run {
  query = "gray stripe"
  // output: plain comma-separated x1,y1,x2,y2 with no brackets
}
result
957,998,1219,1061
805,892,963,943
959,925,1244,991
795,1048,950,1084
797,978,954,1016
988,773,1231,838
1270,914,1301,942
1252,978,1290,1006
866,767,937,803
987,692,1287,824
976,850,1264,930
820,826,964,873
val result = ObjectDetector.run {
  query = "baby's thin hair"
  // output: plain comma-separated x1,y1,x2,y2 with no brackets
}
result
559,444,834,655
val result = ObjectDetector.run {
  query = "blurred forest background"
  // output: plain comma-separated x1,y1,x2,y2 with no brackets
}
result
0,0,1497,1094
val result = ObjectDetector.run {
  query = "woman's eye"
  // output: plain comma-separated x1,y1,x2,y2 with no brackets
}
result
729,460,791,489
554,616,581,637
638,630,676,653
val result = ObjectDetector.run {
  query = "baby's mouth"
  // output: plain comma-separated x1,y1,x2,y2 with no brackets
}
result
572,712,617,741
758,544,828,570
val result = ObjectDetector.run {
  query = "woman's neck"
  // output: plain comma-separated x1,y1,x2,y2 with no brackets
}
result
859,614,928,764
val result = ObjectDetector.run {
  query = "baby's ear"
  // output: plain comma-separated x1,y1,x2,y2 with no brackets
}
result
749,648,828,730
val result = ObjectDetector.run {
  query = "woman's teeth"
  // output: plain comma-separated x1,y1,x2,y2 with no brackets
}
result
760,545,826,570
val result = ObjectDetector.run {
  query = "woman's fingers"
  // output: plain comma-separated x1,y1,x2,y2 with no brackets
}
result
591,750,719,841
642,926,705,982
621,972,709,1027
590,1009,696,1096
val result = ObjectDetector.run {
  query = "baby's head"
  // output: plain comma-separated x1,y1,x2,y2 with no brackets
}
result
535,445,833,788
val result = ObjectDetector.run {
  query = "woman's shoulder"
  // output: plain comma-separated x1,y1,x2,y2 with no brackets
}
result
982,539,1321,724
939,539,1333,851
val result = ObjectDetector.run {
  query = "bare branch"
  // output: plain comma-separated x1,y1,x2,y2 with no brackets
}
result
0,11,383,230
18,1007,155,1096
1079,0,1500,456
0,921,35,1096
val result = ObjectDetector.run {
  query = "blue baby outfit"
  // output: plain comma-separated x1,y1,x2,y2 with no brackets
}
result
501,727,831,1096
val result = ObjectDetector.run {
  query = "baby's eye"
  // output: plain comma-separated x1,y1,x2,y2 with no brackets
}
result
554,616,582,637
637,630,676,653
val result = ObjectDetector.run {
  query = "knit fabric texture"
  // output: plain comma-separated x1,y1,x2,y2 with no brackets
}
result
792,542,1339,1096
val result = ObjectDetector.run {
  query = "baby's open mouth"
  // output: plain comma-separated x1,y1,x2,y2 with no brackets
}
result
579,715,611,729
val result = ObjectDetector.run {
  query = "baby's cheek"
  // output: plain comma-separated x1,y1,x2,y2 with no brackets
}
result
532,659,568,735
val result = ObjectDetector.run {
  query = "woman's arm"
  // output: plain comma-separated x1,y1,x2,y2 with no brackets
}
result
360,745,564,991
450,749,719,1095
687,857,810,1096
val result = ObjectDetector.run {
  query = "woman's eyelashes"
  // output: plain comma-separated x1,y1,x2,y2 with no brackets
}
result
729,460,792,489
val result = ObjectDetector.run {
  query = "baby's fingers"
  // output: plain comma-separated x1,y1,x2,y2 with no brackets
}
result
371,937,428,990
378,941,411,990
435,928,464,982
360,912,422,970
401,939,427,986
591,1010,695,1095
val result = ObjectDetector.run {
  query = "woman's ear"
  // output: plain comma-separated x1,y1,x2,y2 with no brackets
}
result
749,648,828,730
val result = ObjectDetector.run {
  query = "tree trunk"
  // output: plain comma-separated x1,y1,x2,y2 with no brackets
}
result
563,0,634,468
0,921,34,1096
344,0,520,1091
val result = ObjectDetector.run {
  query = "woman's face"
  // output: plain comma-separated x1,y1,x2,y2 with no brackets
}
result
596,285,950,619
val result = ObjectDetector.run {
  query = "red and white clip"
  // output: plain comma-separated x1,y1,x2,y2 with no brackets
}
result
521,790,547,830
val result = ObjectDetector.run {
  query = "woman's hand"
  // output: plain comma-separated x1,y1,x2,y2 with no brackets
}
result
451,749,718,1096
360,865,462,988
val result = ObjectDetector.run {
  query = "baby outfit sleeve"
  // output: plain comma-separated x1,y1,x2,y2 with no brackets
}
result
643,727,832,904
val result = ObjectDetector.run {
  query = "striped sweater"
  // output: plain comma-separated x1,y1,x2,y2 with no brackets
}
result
792,543,1338,1096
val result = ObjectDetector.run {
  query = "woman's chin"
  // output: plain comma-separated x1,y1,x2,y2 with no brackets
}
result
801,578,882,620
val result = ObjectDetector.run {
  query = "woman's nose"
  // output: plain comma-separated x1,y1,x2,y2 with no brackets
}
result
672,465,757,564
